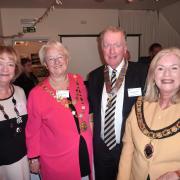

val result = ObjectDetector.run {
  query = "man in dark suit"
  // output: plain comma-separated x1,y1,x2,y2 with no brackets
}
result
88,26,147,180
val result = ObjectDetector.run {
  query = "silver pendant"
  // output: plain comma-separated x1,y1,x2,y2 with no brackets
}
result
16,127,22,133
107,92,116,108
17,116,23,124
107,94,113,108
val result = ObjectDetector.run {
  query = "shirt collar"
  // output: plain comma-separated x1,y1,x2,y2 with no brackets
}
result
108,59,125,76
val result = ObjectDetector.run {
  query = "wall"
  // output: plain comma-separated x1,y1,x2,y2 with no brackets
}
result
13,40,46,58
1,8,180,57
157,13,180,50
0,8,119,79
0,8,118,43
0,10,4,45
161,1,180,36
118,10,180,56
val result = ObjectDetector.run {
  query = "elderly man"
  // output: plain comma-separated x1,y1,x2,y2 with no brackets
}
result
88,26,147,180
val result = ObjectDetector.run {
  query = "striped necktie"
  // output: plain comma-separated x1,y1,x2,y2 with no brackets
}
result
104,69,117,150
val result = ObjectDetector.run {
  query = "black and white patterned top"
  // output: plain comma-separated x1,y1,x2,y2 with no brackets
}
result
0,85,27,165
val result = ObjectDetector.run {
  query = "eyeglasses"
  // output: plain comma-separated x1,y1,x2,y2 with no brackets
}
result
46,55,65,64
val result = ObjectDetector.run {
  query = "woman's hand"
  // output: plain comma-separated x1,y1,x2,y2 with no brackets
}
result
157,171,180,180
29,158,40,174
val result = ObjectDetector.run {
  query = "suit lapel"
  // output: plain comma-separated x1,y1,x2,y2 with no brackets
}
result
94,66,105,136
97,69,104,105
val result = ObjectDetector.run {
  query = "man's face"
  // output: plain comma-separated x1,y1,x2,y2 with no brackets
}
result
101,31,127,69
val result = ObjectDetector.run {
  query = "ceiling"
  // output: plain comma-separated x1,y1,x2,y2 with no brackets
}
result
0,0,179,10
1,0,180,38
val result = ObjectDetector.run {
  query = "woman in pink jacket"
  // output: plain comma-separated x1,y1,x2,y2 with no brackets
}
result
26,40,93,180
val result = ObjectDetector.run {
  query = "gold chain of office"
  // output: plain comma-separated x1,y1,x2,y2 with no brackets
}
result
135,96,180,139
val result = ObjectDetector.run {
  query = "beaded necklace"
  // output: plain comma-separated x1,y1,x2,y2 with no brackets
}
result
135,96,180,159
0,85,23,134
104,60,128,107
41,74,88,132
104,60,128,94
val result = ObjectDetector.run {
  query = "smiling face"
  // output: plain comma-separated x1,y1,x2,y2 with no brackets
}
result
101,31,127,69
45,47,69,79
0,52,16,85
154,54,180,96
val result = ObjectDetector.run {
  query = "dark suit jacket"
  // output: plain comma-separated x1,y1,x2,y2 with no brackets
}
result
87,62,147,156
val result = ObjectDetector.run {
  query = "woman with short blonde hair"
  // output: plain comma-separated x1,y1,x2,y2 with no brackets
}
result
26,40,93,180
0,45,30,180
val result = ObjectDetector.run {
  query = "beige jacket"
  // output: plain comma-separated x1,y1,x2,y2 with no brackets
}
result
117,101,180,180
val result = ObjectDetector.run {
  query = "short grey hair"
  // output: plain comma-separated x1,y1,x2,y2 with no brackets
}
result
39,40,70,65
99,26,127,45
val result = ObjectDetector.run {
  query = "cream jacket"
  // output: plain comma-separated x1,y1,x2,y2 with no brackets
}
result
117,101,180,180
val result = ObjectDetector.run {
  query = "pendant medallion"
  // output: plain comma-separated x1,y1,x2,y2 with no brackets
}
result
80,121,88,132
144,143,154,159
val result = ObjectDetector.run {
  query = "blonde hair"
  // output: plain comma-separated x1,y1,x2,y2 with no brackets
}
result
0,45,21,79
145,47,180,103
39,40,70,65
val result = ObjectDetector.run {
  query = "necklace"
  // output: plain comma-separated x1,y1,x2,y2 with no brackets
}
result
104,60,128,107
135,96,180,159
49,76,69,101
49,75,68,88
41,74,88,132
0,86,23,135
